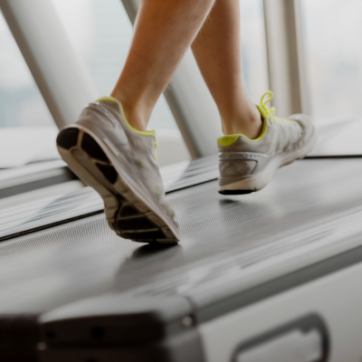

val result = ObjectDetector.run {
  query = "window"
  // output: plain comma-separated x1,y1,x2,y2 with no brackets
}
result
4,0,356,167
301,0,362,121
240,0,269,103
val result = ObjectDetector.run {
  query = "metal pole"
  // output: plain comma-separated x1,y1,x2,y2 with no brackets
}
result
0,0,99,129
263,0,309,117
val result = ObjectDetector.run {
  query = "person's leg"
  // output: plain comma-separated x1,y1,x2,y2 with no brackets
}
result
191,0,262,139
111,0,215,132
190,0,316,195
57,0,219,243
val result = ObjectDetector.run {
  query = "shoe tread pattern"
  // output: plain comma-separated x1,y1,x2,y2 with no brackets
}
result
57,129,177,244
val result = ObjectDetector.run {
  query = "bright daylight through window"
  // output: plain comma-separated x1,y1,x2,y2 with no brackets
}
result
0,10,56,167
239,0,269,103
302,0,362,121
0,0,268,167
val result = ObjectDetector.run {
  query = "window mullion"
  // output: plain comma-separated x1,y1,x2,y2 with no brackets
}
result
263,0,308,116
0,0,99,129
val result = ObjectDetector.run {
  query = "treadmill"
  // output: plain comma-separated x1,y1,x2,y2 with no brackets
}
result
2,1,362,361
1,143,362,362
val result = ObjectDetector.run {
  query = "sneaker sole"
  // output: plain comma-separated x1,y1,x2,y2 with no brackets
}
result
56,127,179,244
219,129,317,195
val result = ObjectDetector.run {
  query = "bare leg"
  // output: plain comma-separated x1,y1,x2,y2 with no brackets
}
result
112,0,215,131
192,0,262,138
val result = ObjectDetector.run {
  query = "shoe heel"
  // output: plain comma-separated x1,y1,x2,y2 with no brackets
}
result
56,127,179,244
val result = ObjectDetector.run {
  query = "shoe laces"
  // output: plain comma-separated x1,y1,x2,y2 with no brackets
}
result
258,91,293,126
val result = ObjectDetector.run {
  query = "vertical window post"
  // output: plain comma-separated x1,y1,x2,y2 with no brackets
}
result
263,0,309,117
0,0,99,129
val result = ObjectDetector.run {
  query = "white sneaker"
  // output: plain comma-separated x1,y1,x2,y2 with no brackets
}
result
218,91,317,194
56,97,180,244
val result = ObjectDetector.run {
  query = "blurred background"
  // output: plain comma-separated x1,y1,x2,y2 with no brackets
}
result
0,0,361,166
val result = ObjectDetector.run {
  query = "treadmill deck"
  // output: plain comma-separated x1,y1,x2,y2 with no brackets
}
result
1,158,362,321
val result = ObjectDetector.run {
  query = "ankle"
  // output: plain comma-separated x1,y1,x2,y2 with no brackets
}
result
111,93,149,132
222,109,262,139
122,103,148,132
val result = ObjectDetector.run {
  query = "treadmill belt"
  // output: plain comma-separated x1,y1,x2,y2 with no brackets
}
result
1,158,362,318
0,156,218,242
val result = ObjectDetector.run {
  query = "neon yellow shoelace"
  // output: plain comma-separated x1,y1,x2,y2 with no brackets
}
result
260,91,275,116
258,91,292,125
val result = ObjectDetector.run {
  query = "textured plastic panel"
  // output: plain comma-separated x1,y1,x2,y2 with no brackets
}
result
1,159,362,317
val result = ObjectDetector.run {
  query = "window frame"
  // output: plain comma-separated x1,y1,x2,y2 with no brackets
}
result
262,0,308,117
